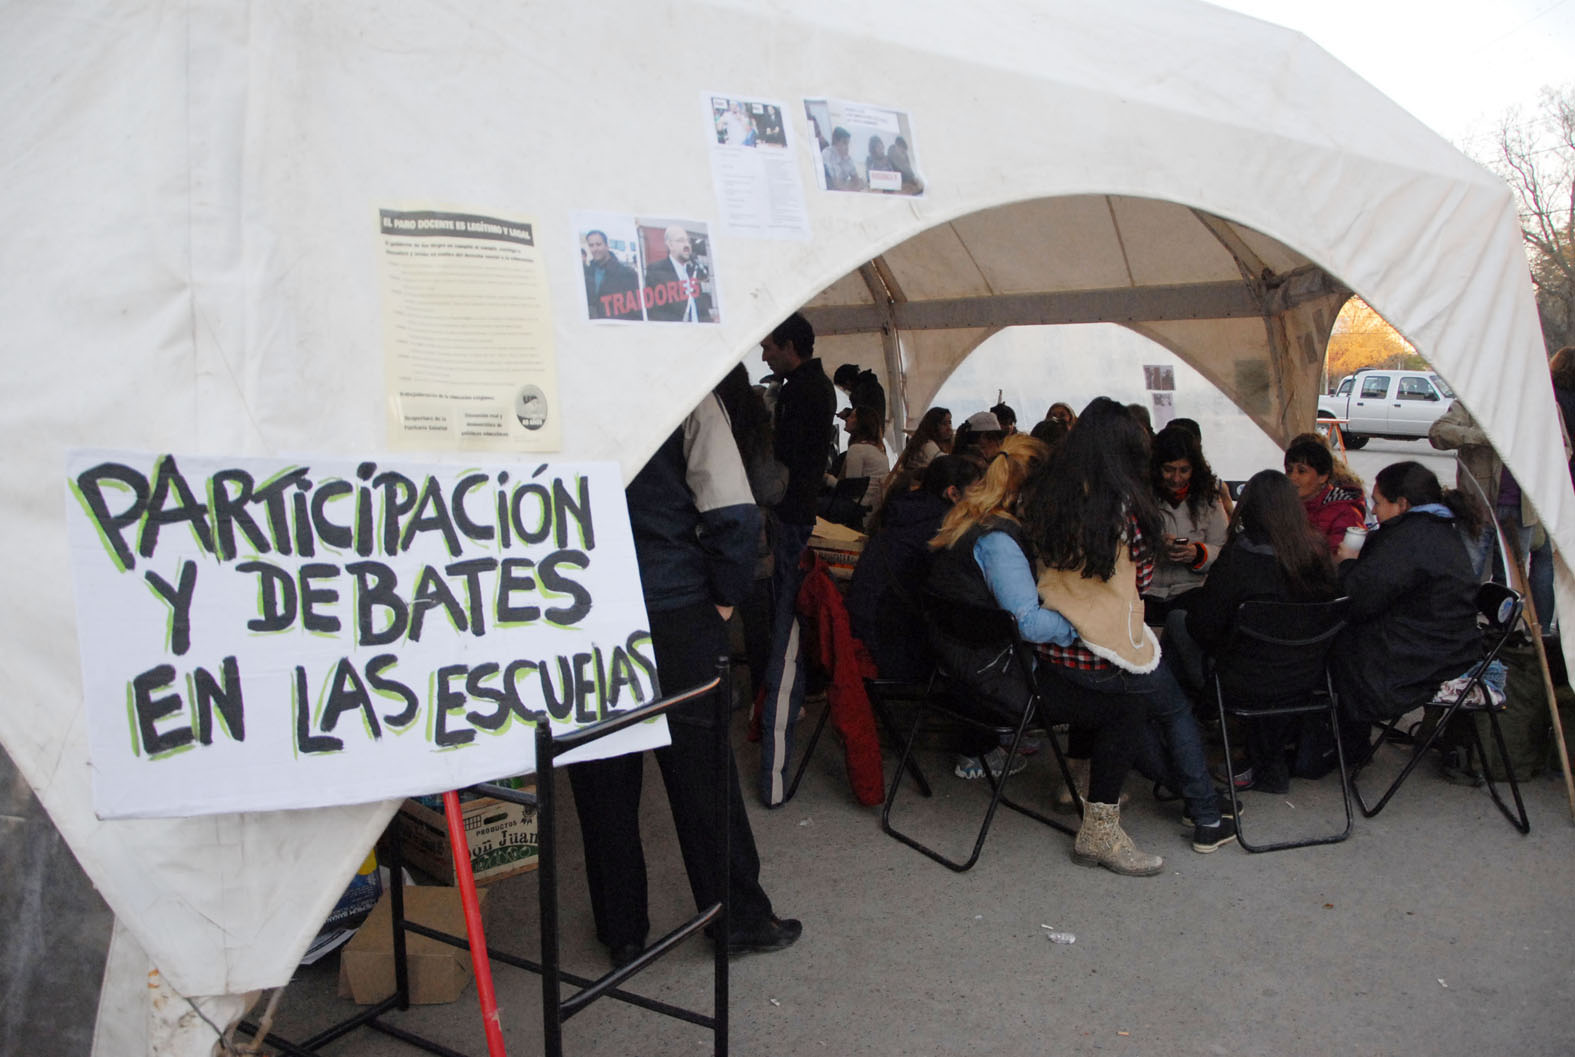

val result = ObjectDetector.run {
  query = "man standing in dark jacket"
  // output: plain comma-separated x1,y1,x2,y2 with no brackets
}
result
568,392,801,965
833,362,886,423
757,312,836,805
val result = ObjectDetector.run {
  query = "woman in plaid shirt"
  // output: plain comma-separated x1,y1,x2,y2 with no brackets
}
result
1025,399,1236,867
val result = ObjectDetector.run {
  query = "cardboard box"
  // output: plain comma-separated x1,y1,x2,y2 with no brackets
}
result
393,791,538,885
337,886,488,1005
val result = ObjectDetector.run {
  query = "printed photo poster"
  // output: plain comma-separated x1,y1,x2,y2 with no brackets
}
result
1151,391,1176,430
703,92,811,240
803,98,924,196
575,212,720,324
1144,364,1177,429
380,207,562,453
64,450,670,818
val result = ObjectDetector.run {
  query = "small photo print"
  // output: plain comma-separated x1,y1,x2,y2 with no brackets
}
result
803,98,923,195
711,95,789,149
575,212,719,324
1151,391,1175,429
1143,364,1176,391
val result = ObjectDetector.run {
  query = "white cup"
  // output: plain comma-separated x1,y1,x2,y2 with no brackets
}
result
1342,526,1368,553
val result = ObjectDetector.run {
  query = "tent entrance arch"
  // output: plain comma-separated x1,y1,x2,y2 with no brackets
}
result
797,193,1351,446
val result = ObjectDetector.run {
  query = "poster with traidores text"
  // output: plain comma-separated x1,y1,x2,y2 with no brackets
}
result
65,450,667,819
380,207,562,451
576,212,720,324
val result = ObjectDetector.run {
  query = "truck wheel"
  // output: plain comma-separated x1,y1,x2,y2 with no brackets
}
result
1343,433,1369,450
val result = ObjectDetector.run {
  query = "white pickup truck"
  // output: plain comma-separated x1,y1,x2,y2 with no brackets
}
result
1316,369,1454,448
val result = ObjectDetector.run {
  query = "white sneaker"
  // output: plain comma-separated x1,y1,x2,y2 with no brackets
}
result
954,746,1029,780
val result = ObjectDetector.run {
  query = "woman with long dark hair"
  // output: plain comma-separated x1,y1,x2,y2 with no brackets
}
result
1174,470,1339,792
836,406,889,527
890,406,953,484
1144,425,1229,621
1333,461,1489,748
847,456,980,681
926,436,1153,809
1023,397,1235,868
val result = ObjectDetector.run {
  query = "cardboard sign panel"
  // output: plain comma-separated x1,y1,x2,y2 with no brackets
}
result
65,450,666,818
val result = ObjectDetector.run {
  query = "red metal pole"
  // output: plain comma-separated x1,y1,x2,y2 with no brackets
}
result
443,790,509,1057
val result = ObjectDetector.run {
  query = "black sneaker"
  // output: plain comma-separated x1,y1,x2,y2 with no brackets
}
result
1191,816,1238,853
1249,760,1290,795
1182,795,1243,829
725,916,803,956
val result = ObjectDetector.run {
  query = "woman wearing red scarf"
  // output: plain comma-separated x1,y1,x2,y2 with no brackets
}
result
1284,437,1366,553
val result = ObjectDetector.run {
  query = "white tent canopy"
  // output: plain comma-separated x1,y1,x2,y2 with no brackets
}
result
798,194,1349,445
3,0,1568,1046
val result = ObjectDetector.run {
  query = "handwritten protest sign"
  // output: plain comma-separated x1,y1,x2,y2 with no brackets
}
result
65,451,665,819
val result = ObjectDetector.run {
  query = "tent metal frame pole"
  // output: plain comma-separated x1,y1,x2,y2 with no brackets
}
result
856,259,908,443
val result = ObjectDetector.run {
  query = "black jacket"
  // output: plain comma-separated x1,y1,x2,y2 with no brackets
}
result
772,358,836,524
583,256,641,320
626,395,760,613
1333,510,1480,721
845,490,949,680
1185,535,1334,653
847,369,886,422
923,518,1033,717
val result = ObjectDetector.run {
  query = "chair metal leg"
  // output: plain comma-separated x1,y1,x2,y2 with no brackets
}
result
881,697,1068,872
1216,681,1352,852
1354,705,1461,825
1476,711,1531,833
783,678,936,803
867,687,934,798
781,697,834,803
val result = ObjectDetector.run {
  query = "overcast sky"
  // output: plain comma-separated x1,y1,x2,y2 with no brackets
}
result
1210,0,1575,149
932,1,1574,476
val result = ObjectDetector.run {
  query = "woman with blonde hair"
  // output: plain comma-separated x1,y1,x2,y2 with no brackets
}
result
925,434,1154,871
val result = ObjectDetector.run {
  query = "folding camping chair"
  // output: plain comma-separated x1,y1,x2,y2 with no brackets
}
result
783,673,935,802
1209,597,1353,852
880,596,1079,872
1350,582,1530,833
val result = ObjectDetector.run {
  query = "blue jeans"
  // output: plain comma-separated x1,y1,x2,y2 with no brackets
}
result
1055,657,1221,827
758,520,814,805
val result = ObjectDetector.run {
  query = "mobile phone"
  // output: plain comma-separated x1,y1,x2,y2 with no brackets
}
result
1174,537,1190,546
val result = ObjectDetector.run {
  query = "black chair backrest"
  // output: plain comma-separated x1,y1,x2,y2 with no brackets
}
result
923,592,1019,651
921,592,1039,719
1213,596,1350,708
1476,581,1523,633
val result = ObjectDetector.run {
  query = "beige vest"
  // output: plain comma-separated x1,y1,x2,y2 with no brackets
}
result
1036,550,1159,673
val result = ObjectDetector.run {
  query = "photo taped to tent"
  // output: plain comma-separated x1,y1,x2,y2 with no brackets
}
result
379,207,562,452
704,91,811,240
577,212,720,324
804,97,923,196
710,94,788,148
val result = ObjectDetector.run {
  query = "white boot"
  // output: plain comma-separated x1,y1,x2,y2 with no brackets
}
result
1072,801,1164,876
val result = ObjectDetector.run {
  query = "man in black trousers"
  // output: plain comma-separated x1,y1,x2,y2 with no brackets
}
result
567,389,801,966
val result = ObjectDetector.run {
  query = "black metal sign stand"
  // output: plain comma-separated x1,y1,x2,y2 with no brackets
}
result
238,662,732,1057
